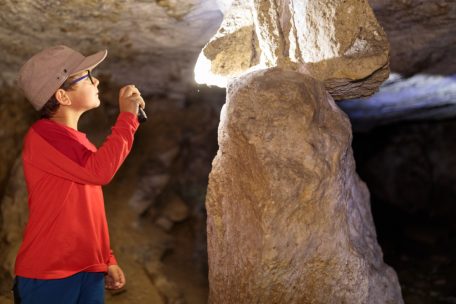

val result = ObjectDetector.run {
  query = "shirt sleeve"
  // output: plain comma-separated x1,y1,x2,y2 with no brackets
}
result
108,249,118,266
24,112,140,186
79,112,140,185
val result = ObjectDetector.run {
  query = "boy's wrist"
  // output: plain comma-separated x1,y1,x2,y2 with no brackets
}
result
117,111,140,129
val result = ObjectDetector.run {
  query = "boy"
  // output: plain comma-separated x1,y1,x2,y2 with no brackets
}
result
11,45,145,303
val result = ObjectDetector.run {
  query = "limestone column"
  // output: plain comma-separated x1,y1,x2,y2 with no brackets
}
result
198,0,403,303
205,68,402,303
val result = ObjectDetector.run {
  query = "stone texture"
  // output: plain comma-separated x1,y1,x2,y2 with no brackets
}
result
0,86,35,198
162,194,190,223
339,73,456,131
0,157,28,294
368,0,456,76
194,0,259,87
0,0,222,99
205,68,402,303
196,0,390,100
0,86,34,297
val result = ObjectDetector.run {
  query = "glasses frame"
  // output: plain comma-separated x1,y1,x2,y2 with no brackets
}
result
67,70,95,86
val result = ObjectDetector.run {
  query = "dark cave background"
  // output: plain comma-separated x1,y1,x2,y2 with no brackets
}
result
350,118,456,303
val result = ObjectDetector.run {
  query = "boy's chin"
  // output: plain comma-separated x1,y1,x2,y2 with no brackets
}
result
81,102,101,113
91,100,101,109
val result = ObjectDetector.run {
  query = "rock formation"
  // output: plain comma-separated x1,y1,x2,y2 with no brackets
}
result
368,0,456,76
205,68,402,303
201,0,402,302
0,0,222,98
339,73,456,131
0,157,28,283
196,0,390,99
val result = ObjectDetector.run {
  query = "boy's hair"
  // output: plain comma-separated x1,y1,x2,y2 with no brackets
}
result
40,97,60,119
39,74,79,119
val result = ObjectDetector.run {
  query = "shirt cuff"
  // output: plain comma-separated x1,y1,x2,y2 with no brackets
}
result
117,111,140,130
108,249,118,266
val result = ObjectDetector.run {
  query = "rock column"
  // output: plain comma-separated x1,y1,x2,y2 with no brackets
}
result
205,68,403,303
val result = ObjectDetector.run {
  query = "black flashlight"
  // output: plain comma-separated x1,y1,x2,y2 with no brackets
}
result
138,107,147,123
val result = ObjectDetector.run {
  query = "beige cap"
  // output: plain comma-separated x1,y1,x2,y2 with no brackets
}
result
18,45,107,111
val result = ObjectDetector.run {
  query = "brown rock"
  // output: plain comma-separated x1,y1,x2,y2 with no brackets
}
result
144,254,185,304
205,68,403,303
155,216,174,231
162,194,190,223
129,173,170,215
0,87,34,199
369,0,456,75
0,157,29,291
196,0,390,99
0,0,222,97
195,0,259,87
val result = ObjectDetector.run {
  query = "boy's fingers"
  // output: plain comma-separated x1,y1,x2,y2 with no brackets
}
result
139,98,145,109
105,275,114,289
119,85,128,97
123,86,134,97
128,96,145,109
123,85,140,98
113,270,120,281
118,268,126,285
106,274,121,289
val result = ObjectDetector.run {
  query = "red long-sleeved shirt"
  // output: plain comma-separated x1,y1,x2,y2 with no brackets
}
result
14,112,139,279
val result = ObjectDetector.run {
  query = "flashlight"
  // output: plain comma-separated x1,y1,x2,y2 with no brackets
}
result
138,107,147,123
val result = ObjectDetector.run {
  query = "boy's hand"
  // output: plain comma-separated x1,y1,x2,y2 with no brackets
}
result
105,265,126,290
119,85,146,115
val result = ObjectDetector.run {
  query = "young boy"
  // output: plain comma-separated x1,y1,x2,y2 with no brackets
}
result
11,45,146,303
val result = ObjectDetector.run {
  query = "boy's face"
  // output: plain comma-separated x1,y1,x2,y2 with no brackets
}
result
63,70,101,112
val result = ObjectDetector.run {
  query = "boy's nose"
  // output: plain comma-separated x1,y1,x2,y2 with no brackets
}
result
94,77,100,87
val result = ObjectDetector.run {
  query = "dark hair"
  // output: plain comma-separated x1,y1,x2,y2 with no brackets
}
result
39,75,80,119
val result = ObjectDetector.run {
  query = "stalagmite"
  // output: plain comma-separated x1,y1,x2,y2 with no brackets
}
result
206,68,403,303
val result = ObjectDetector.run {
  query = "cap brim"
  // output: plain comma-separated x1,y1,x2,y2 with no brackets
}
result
71,49,107,75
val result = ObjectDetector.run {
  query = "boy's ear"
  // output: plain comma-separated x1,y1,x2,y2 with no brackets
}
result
54,89,72,106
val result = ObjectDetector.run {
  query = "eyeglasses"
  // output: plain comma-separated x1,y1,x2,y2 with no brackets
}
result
67,70,95,86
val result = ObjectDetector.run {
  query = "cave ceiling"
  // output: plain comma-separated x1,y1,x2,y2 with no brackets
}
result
0,0,455,127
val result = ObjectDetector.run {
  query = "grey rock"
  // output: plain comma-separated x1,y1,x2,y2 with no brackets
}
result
339,73,456,131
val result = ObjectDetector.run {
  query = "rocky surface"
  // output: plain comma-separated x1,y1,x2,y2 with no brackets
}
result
205,68,402,303
0,157,28,296
339,73,456,131
0,86,35,202
196,0,390,100
0,0,454,102
0,0,222,98
368,0,456,76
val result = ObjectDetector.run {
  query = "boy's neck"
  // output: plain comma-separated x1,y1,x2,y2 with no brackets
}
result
49,112,82,131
